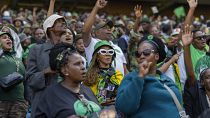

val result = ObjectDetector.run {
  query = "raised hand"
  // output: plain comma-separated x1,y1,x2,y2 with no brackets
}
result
134,5,143,18
95,0,108,9
33,7,38,12
138,61,152,78
181,25,193,46
187,0,198,8
171,51,182,63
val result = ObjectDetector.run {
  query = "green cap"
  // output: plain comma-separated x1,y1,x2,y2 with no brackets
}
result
94,40,113,53
141,17,151,24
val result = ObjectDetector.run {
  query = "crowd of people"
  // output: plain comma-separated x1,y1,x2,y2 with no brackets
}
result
0,0,210,117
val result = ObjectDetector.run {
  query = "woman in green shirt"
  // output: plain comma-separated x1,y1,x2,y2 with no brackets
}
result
0,31,27,118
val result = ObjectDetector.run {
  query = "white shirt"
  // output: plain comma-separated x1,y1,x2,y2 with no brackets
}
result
164,49,187,88
165,65,176,83
177,52,187,88
85,37,127,76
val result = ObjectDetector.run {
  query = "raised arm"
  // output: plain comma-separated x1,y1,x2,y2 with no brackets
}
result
0,5,7,15
82,0,107,47
159,52,181,72
181,25,196,86
184,0,198,26
133,5,142,32
32,7,38,24
47,0,56,17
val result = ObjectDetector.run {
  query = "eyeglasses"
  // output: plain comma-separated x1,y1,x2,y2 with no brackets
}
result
135,49,155,58
195,36,206,41
98,49,115,56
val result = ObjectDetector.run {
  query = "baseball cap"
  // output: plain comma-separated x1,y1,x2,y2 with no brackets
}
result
94,20,114,31
171,28,181,36
43,14,65,34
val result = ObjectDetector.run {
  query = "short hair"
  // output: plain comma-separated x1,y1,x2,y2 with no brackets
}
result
200,68,210,80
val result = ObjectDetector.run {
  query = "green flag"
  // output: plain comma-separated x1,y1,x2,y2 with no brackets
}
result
174,6,186,18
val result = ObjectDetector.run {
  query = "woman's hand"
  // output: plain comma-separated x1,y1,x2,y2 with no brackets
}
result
134,5,143,18
138,61,152,78
181,25,193,47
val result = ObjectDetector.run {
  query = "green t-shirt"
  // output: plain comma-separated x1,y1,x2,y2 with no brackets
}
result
195,52,210,80
190,45,208,71
0,53,25,101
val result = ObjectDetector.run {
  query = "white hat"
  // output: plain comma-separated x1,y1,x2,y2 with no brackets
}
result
171,28,181,36
65,12,72,17
43,14,65,34
3,11,10,17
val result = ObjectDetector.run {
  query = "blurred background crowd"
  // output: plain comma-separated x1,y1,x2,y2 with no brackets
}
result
0,0,210,118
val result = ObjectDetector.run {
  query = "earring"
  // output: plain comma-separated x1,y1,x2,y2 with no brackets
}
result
65,73,69,76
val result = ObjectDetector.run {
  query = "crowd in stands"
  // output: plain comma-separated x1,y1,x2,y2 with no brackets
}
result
0,0,210,117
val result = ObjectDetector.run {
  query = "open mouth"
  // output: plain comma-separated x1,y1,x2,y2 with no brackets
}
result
66,38,72,41
6,42,12,46
81,72,86,77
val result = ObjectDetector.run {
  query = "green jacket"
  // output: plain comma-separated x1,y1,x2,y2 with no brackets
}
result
0,52,25,101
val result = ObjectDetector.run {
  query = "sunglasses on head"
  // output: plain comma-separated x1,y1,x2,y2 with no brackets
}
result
97,49,115,56
135,49,155,58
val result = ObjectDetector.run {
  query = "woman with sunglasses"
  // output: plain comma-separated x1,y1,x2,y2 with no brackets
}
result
35,43,101,117
181,25,210,118
84,40,123,106
116,35,183,118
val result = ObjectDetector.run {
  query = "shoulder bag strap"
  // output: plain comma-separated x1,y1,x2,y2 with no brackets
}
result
163,84,189,118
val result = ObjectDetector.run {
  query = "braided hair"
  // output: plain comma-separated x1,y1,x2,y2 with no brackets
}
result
49,42,77,77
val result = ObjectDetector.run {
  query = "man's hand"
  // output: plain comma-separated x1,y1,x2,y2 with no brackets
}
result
95,0,108,9
187,0,198,8
134,5,143,18
181,25,193,47
139,61,152,78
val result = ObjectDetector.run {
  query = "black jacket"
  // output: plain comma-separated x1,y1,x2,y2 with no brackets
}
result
183,80,210,118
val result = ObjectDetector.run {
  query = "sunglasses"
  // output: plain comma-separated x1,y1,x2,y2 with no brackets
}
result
195,36,206,41
97,49,115,56
135,49,155,58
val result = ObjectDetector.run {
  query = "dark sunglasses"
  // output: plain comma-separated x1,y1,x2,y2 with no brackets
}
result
135,49,155,58
195,36,206,41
